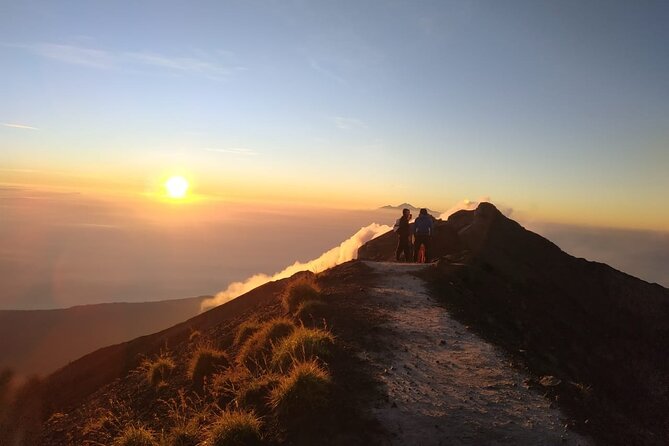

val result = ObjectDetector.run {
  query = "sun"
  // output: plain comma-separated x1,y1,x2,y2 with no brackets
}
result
165,176,189,199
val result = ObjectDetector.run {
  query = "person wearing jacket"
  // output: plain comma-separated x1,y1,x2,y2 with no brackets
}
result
413,208,434,262
394,208,412,262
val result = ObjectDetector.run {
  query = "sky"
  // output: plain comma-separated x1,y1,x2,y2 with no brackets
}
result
1,1,668,309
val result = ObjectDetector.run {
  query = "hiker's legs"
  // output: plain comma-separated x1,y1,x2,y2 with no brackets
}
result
424,236,431,262
396,237,410,261
413,237,421,262
403,242,412,262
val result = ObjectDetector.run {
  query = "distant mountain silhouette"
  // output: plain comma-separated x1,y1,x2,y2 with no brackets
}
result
5,203,667,445
0,295,209,377
379,203,441,214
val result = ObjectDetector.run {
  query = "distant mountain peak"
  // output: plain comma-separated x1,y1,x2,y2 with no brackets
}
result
380,203,441,214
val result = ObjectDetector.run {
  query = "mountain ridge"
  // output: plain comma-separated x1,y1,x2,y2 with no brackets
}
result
3,202,667,445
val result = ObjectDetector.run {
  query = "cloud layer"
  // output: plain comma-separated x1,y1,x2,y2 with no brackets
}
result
200,222,391,310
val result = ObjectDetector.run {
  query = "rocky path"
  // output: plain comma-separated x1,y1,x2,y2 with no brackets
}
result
360,261,590,446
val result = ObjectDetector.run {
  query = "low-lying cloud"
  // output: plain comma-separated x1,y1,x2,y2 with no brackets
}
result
200,222,391,311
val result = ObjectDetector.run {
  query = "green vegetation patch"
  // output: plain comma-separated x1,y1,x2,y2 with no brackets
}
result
282,279,322,313
236,318,296,369
271,326,335,371
269,359,331,427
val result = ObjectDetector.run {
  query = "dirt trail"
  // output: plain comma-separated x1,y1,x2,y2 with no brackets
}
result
360,261,590,446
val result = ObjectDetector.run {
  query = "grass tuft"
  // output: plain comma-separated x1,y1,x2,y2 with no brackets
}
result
205,410,262,446
237,318,295,369
142,353,176,387
189,347,229,387
237,373,280,415
282,279,322,313
161,423,200,446
210,367,251,404
112,425,158,446
233,321,261,346
269,359,331,427
294,300,330,323
271,326,334,371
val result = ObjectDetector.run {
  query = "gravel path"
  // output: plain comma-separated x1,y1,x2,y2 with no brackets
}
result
360,261,591,446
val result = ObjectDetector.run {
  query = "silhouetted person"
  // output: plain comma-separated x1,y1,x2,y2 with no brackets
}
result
414,208,434,262
394,208,412,262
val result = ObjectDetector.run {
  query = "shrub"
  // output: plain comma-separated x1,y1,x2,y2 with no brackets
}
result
205,410,262,446
237,318,295,369
143,354,176,387
271,326,334,371
269,359,331,426
113,425,158,446
294,300,330,323
237,373,280,415
282,279,322,313
233,321,261,346
189,347,229,387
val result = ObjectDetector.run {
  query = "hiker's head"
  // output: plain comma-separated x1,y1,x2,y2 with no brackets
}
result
419,208,428,216
402,208,410,218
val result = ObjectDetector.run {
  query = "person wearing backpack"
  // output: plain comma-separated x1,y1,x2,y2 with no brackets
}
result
413,208,434,262
393,208,412,262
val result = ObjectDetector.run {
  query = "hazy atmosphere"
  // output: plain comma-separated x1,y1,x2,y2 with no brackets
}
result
2,1,668,309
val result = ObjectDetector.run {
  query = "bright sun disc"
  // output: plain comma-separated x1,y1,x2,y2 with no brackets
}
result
165,176,189,198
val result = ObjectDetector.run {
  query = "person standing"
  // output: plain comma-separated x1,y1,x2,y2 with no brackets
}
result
413,208,434,262
394,208,412,262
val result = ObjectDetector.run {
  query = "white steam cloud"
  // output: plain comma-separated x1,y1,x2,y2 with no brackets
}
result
200,222,391,311
438,197,513,220
438,197,491,220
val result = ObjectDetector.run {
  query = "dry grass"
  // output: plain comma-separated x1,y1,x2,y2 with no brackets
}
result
269,359,331,427
188,330,202,343
142,353,176,387
210,367,251,404
205,410,262,446
282,279,322,313
237,373,281,415
271,326,335,371
188,347,229,387
236,318,295,369
294,300,330,325
159,391,208,446
112,425,158,446
161,423,200,446
233,321,261,346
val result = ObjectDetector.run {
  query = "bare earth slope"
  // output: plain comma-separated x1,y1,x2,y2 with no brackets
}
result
360,261,589,445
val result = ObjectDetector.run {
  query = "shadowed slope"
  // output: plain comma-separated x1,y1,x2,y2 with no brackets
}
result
0,296,208,377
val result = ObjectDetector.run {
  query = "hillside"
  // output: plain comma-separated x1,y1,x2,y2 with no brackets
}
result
2,202,667,445
0,295,208,377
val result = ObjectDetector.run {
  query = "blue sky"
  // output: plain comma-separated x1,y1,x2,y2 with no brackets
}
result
2,0,668,228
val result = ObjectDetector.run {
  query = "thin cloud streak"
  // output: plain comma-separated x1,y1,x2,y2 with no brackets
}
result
8,43,245,80
2,122,39,130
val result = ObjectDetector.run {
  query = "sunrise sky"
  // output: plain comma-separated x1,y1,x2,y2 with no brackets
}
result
2,1,669,309
2,0,668,229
